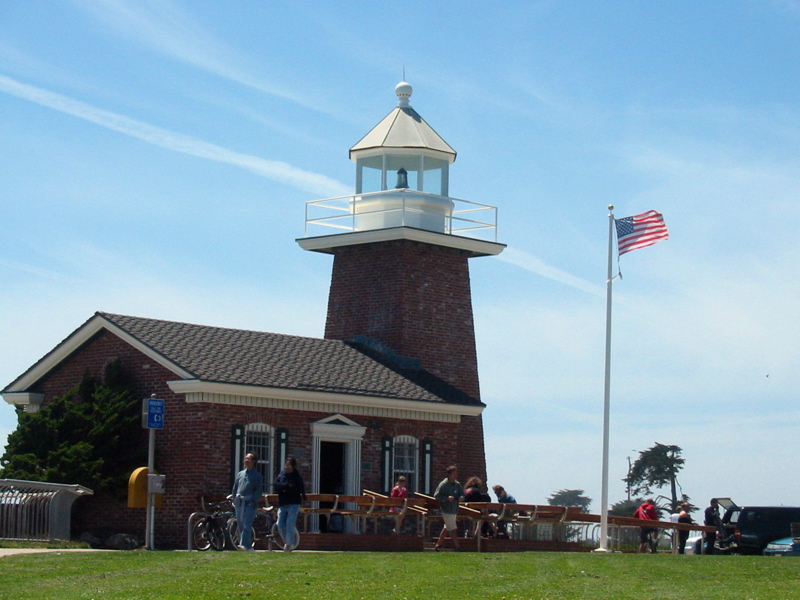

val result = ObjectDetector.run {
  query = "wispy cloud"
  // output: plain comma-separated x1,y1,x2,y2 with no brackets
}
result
498,247,605,296
0,258,79,284
0,74,350,197
70,0,335,117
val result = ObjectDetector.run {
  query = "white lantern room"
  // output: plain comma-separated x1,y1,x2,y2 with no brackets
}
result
298,81,502,258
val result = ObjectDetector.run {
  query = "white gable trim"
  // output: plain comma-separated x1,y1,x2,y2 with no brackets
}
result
4,314,192,394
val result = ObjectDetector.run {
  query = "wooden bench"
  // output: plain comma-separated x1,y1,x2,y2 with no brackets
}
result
294,493,399,534
358,492,429,534
328,494,376,532
567,512,717,533
260,492,431,535
457,502,572,547
463,502,515,536
293,493,338,532
414,492,483,540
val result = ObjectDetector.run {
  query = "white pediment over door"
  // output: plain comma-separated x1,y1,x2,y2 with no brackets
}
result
311,414,367,440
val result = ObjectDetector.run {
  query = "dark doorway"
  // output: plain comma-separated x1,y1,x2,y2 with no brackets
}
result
319,441,346,532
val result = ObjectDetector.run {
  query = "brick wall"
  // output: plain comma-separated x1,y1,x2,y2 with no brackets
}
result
323,238,488,484
324,239,481,400
23,328,477,547
457,415,487,482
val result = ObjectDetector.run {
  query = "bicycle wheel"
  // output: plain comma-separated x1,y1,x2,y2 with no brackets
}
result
227,517,255,549
271,522,300,550
192,519,212,551
227,517,240,547
209,522,227,551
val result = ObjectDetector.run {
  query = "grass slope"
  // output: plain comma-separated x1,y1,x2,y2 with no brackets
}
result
1,551,798,600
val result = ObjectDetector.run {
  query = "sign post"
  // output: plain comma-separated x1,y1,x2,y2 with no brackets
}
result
142,395,165,550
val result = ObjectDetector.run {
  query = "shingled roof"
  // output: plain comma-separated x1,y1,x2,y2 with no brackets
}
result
5,312,481,407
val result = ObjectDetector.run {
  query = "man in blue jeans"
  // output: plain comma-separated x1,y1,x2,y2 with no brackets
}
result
231,453,263,551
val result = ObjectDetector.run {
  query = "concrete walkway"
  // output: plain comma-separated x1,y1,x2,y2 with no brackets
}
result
0,548,109,558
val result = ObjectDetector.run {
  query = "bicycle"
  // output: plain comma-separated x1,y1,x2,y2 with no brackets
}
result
192,500,234,551
227,503,300,551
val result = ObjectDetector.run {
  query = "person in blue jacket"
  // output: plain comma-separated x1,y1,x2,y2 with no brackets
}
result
274,456,307,551
231,453,263,551
492,484,517,538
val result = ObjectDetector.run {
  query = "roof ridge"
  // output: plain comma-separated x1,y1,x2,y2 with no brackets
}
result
97,312,344,345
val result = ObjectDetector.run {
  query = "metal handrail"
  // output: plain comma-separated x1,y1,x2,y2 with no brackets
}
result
303,189,498,243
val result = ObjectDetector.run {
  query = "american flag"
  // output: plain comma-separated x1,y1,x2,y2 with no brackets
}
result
615,210,669,256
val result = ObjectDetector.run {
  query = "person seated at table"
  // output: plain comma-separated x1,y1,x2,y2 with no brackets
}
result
389,475,408,520
464,477,493,537
492,484,517,538
390,476,408,501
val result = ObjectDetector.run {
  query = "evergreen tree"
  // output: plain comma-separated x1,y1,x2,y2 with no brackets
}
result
609,498,640,517
623,442,685,510
0,359,147,495
547,489,592,512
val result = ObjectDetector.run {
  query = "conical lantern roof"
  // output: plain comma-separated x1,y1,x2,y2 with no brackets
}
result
349,82,456,163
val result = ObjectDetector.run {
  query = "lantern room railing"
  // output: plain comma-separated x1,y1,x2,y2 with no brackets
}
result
303,189,498,243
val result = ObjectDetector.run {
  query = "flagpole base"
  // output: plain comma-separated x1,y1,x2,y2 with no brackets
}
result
592,547,617,553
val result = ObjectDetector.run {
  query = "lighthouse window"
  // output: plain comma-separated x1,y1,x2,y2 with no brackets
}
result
422,167,442,195
357,155,383,194
421,156,448,196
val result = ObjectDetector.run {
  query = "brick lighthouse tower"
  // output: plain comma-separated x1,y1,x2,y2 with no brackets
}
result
298,81,504,480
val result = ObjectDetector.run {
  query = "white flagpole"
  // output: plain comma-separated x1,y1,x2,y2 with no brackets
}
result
597,204,615,552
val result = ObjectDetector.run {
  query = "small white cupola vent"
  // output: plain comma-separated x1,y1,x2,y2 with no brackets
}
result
395,81,412,107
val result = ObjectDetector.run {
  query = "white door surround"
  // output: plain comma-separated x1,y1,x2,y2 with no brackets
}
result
310,414,366,496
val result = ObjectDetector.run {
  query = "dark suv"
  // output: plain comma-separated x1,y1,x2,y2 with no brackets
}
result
729,506,800,555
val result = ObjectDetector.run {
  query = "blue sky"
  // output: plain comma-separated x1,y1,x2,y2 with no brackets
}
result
2,0,799,512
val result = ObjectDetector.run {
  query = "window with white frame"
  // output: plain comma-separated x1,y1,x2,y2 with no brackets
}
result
392,435,419,493
245,423,275,483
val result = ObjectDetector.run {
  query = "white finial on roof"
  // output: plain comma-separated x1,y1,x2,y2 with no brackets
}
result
395,81,412,107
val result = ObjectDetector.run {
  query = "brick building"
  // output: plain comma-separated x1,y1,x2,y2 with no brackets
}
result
2,82,504,546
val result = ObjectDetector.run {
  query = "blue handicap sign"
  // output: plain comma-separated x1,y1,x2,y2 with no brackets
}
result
146,398,165,429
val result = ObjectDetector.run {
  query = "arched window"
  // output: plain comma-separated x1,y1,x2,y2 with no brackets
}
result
392,435,419,493
245,423,275,483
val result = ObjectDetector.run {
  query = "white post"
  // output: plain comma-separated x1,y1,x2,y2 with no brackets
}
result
596,205,615,552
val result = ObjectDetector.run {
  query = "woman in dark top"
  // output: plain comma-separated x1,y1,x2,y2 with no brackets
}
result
463,476,493,538
464,477,488,501
273,457,307,551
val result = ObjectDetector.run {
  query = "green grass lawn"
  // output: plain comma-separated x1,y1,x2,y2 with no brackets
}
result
1,550,798,600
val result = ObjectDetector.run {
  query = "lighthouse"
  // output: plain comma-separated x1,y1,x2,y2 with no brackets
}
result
298,81,504,480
